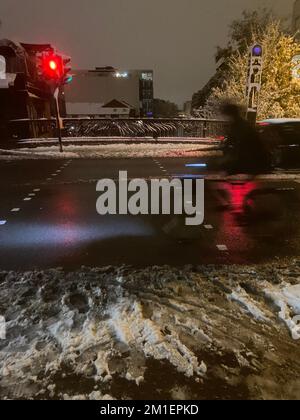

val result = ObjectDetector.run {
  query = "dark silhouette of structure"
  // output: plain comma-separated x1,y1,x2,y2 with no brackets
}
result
0,39,66,140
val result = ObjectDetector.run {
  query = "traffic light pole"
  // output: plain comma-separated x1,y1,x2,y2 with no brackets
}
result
246,44,263,127
53,87,63,153
37,51,72,152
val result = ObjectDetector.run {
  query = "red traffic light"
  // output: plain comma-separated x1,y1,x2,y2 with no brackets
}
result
44,55,63,79
37,51,72,85
49,60,58,71
37,53,63,81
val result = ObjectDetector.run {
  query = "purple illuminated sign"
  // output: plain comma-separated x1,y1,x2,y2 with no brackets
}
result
252,45,263,57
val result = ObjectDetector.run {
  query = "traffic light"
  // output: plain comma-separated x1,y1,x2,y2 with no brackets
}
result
35,48,72,153
37,51,72,85
62,55,72,85
252,44,263,57
246,43,264,125
37,52,63,81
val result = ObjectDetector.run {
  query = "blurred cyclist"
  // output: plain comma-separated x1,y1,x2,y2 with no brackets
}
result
222,103,271,175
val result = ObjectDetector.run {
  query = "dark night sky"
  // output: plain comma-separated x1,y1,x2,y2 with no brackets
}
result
0,0,294,106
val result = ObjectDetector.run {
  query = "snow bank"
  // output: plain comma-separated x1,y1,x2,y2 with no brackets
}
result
229,286,269,322
0,262,300,400
0,143,219,160
19,136,216,144
264,283,300,340
108,298,205,378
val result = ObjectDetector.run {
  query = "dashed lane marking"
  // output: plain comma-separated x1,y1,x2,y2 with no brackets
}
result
11,208,20,212
204,225,214,230
23,198,32,201
217,245,228,251
33,189,40,192
0,220,7,226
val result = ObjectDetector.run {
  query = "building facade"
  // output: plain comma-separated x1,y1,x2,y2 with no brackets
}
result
64,67,154,118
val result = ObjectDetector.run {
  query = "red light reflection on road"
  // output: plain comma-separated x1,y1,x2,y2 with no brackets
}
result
222,181,257,214
214,181,258,258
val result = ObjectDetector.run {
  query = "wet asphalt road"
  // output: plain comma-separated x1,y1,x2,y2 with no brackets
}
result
1,157,300,270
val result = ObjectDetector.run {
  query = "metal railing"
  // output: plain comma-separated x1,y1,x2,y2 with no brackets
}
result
9,117,229,140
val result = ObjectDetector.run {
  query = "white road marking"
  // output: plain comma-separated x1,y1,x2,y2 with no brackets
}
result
204,225,213,230
33,189,40,192
23,198,32,201
28,193,36,197
217,245,228,251
0,220,7,226
11,208,20,212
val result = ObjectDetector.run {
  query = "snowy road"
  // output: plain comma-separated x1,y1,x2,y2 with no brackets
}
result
1,158,300,269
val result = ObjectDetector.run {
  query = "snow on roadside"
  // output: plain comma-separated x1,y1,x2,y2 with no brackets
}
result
0,143,219,160
0,262,300,400
19,136,216,144
264,283,300,340
107,297,206,378
228,286,270,322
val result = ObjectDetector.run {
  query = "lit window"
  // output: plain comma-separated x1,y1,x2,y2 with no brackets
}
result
115,72,128,78
141,72,153,81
